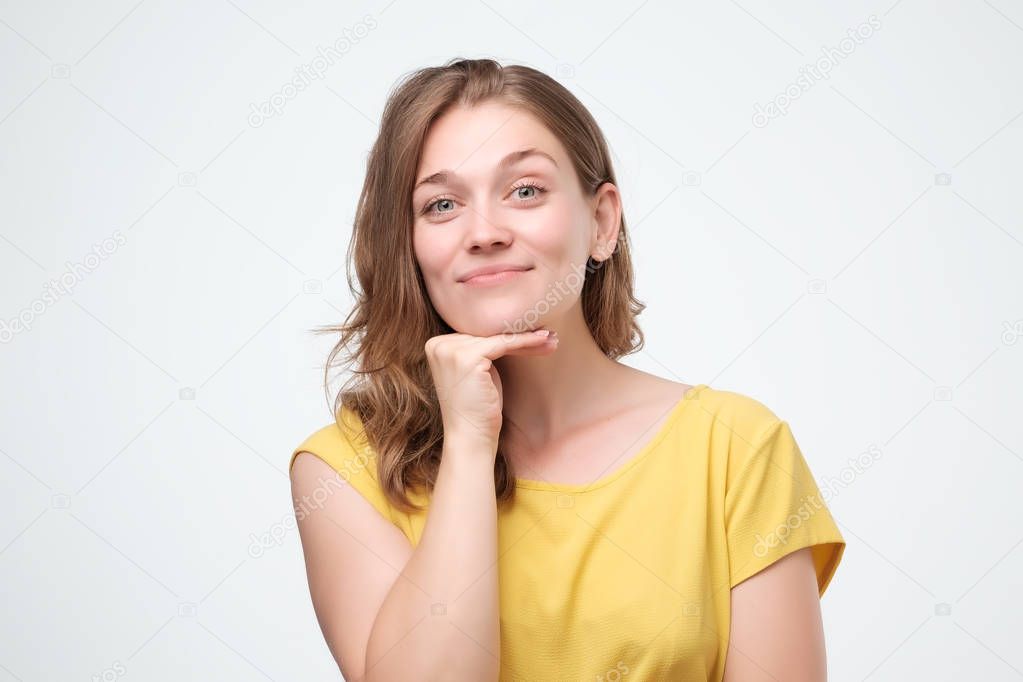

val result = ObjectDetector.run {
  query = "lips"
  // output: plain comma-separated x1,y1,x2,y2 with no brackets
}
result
457,264,532,283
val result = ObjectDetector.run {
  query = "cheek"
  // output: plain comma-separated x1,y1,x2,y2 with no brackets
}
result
412,225,452,278
525,201,591,263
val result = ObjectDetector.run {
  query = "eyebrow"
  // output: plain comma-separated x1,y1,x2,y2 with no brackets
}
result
413,148,559,193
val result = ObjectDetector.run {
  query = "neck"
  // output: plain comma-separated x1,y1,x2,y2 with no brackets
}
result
493,305,631,444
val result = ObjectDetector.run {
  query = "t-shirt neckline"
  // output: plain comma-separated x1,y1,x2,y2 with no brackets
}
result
513,383,709,493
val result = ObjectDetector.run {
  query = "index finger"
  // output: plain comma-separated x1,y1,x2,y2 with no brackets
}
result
474,329,556,361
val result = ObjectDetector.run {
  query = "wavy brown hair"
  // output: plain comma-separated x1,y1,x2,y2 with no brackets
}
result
316,57,646,513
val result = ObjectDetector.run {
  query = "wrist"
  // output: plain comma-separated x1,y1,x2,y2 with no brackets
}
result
442,431,498,464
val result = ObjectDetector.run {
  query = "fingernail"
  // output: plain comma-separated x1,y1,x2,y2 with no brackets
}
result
533,329,550,337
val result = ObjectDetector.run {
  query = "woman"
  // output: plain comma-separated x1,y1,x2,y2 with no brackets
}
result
290,57,845,681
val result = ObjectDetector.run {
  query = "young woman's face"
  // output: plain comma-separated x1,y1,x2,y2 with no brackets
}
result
411,100,606,337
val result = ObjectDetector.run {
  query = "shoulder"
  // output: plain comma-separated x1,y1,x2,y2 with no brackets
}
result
288,407,417,532
289,406,378,483
689,385,785,450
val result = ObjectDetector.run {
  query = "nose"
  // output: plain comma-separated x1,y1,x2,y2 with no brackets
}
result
463,204,513,253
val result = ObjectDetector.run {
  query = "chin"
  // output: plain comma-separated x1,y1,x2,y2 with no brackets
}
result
449,309,545,338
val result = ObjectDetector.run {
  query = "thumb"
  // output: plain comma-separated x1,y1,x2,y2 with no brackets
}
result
489,364,503,402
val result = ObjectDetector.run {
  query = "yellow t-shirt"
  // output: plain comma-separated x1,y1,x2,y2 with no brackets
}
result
289,384,846,681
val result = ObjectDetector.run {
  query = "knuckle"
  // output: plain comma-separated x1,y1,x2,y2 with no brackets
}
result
425,335,447,356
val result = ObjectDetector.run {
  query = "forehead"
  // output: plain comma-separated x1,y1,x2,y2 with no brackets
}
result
415,101,567,179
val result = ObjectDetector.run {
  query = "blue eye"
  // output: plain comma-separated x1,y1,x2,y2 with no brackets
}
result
420,182,547,217
511,182,547,201
422,197,455,215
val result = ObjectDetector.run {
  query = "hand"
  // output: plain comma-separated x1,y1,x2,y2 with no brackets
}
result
424,329,559,454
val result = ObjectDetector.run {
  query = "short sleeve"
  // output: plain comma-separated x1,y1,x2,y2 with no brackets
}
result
289,418,400,528
725,419,846,597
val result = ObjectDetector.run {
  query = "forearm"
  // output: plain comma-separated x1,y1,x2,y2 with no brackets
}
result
364,436,500,681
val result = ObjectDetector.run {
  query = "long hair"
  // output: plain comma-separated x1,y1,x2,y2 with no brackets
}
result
316,57,645,513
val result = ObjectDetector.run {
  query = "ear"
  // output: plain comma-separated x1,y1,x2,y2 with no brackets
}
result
590,181,621,263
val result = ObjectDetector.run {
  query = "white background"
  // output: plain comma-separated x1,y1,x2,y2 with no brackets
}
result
1,1,1021,680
